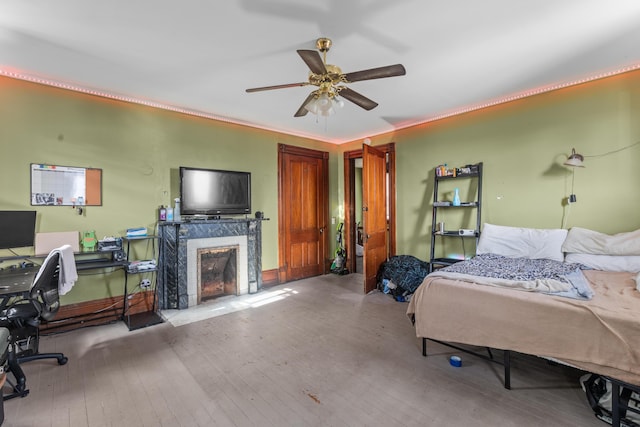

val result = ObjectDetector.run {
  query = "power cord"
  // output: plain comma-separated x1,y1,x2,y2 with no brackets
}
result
461,236,467,260
562,201,572,230
583,140,640,158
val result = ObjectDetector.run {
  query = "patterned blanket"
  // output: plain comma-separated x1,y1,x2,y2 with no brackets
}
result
430,253,594,300
377,255,430,294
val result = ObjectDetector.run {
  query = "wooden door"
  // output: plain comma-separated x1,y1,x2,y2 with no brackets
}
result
362,144,388,293
278,144,328,282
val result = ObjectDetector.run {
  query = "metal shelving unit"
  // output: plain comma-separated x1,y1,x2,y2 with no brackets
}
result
429,162,483,272
123,236,163,331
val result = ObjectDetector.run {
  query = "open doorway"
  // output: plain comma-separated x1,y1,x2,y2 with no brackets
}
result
343,143,396,292
354,159,364,273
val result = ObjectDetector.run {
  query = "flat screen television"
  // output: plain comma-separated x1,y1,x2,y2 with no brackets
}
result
180,167,251,216
0,210,37,249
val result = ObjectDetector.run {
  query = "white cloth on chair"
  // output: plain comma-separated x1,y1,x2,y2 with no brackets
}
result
35,245,78,296
57,244,77,295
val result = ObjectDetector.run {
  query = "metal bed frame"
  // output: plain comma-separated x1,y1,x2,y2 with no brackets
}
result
422,338,511,389
421,337,639,427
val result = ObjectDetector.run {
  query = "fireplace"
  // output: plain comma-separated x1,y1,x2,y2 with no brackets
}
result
197,245,238,303
158,219,265,310
187,235,249,307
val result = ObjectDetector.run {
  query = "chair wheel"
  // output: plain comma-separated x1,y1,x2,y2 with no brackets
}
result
58,356,68,365
14,384,29,398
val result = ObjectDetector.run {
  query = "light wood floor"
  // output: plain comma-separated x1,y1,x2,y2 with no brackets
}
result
3,273,601,426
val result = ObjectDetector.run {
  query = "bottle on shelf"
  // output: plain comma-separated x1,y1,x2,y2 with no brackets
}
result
174,198,181,222
453,188,461,206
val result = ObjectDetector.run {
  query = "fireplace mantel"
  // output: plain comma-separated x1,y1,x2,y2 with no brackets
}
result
158,218,265,309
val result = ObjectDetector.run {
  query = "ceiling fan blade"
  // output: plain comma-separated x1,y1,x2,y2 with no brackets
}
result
246,82,309,93
339,87,378,111
297,49,327,75
343,64,406,83
294,93,317,117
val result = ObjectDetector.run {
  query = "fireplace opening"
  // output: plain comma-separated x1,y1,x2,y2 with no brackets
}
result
197,246,238,304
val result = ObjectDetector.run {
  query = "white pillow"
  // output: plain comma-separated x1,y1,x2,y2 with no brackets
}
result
562,227,640,256
477,223,567,262
565,253,640,273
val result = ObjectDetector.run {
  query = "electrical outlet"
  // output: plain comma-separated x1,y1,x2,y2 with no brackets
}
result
140,279,151,288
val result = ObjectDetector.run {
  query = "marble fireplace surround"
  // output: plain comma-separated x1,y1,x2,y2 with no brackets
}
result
158,219,264,310
187,236,248,307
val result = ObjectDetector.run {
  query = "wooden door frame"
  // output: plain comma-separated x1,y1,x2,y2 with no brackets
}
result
278,143,329,284
343,142,396,275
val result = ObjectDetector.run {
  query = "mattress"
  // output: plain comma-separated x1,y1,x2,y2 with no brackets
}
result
407,269,640,385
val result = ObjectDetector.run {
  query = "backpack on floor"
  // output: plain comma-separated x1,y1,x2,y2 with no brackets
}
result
581,374,640,426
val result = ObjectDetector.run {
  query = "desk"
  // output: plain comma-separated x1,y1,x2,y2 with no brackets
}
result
74,251,126,271
0,251,127,331
0,251,126,297
0,267,37,290
1,252,125,272
0,267,37,308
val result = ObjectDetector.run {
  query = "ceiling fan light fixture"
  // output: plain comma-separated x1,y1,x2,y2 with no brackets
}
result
317,92,331,108
319,106,335,117
247,38,406,118
305,98,320,114
318,93,335,116
305,91,341,116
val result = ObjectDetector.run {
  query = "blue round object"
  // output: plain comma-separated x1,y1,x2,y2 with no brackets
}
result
449,355,462,367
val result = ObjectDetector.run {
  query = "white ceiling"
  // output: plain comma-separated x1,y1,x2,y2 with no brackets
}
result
2,1,640,144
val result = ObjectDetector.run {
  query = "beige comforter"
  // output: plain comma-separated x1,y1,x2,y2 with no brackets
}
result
407,270,640,385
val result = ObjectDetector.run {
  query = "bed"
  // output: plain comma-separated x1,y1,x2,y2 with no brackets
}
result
407,224,640,385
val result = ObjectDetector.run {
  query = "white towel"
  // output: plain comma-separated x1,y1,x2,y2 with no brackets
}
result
34,245,78,296
57,244,78,295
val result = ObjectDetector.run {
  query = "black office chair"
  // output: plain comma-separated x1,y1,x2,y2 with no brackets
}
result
1,252,68,400
0,327,10,423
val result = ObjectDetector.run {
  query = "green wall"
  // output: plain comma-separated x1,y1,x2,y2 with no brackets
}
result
0,76,339,304
386,70,640,260
3,68,640,304
354,166,363,226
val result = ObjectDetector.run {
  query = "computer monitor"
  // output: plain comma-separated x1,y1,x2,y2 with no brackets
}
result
0,211,37,249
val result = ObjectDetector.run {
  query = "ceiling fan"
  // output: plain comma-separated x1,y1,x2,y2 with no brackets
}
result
246,38,406,117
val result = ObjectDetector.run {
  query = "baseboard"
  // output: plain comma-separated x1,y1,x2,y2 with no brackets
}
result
43,270,279,333
261,268,279,287
41,292,155,334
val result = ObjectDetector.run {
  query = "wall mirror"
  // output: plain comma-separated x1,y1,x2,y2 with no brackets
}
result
30,163,102,206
